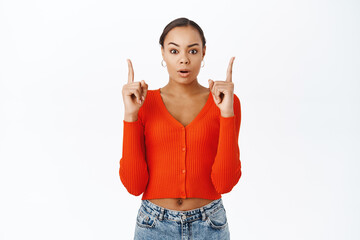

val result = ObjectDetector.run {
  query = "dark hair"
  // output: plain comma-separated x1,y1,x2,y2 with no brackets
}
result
159,17,206,49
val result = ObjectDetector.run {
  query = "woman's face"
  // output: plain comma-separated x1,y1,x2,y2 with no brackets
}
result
161,26,206,84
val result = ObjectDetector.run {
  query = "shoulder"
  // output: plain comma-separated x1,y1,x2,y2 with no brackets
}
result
147,89,158,95
138,89,158,117
140,89,157,103
233,93,241,108
143,89,158,103
231,93,241,130
233,93,241,119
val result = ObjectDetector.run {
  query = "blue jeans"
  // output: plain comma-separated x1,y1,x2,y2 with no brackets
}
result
134,198,230,240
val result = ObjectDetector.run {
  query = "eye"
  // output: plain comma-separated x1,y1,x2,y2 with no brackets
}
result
170,49,178,54
190,49,198,54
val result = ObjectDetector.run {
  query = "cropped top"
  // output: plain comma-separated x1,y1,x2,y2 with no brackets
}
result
119,88,242,200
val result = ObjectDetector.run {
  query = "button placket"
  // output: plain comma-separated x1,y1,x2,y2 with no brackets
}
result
181,127,187,198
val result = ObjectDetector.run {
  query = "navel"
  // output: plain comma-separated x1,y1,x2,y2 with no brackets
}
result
177,198,183,205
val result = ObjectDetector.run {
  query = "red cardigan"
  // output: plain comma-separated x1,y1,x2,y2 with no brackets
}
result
119,88,242,200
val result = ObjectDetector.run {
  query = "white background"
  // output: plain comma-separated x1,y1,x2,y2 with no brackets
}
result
1,0,359,239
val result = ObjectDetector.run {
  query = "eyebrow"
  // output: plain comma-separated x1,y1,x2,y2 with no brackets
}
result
168,42,200,48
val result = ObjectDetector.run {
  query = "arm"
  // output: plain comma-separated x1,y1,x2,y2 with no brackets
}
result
211,94,242,194
119,112,149,196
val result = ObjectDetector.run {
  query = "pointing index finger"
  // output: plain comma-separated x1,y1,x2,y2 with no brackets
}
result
226,56,235,82
127,59,134,83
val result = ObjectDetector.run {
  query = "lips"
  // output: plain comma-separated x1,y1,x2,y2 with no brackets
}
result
178,69,190,73
178,70,190,77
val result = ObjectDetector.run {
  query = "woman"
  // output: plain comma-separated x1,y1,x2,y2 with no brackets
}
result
120,17,241,239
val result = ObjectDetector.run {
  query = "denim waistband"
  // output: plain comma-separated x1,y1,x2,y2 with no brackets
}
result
140,198,224,222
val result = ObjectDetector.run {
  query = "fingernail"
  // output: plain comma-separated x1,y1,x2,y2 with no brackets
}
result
142,96,145,100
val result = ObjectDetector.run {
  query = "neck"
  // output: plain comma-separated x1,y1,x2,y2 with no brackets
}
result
161,78,205,97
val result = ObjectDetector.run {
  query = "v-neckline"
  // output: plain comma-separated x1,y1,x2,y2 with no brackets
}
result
157,88,212,129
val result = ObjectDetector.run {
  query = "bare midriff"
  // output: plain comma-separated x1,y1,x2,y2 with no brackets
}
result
148,198,216,211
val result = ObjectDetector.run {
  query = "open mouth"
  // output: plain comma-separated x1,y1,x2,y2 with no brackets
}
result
178,71,190,77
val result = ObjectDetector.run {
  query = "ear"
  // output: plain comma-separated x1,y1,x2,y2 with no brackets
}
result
202,45,206,58
161,46,165,59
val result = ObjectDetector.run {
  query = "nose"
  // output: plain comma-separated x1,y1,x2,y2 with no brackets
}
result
179,53,190,64
180,58,189,64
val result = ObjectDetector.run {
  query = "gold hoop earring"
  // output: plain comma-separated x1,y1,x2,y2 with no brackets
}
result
201,60,205,68
161,60,167,67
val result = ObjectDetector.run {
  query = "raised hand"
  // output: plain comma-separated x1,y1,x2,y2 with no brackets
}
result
208,57,235,117
122,59,148,116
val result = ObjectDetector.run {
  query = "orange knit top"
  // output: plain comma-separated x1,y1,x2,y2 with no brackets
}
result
119,88,242,200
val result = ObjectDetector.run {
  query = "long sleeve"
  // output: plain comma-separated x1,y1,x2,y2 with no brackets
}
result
119,113,149,196
211,94,242,194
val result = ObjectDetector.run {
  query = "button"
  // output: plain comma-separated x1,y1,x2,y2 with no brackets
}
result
182,147,186,151
181,215,186,220
182,169,186,174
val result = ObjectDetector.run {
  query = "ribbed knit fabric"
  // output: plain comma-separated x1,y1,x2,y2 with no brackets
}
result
119,88,241,200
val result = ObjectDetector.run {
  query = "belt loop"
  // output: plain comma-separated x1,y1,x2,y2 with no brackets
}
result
158,207,165,221
200,207,206,221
